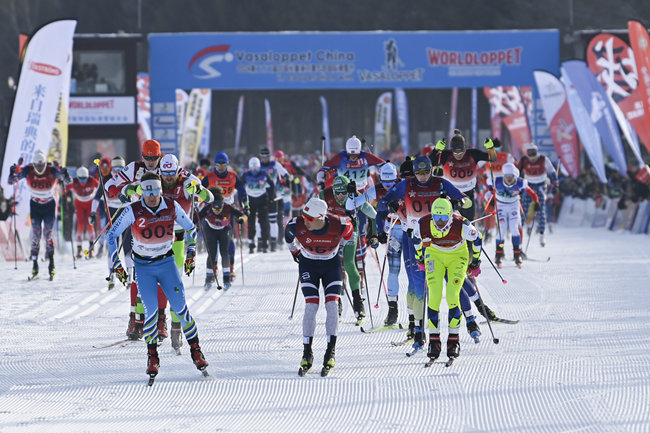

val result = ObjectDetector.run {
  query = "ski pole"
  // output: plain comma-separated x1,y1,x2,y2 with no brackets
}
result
63,185,76,270
481,246,507,285
12,184,17,270
93,159,115,226
193,201,221,290
472,280,499,344
361,258,374,329
524,209,537,255
289,275,300,320
374,216,398,308
238,220,245,285
84,202,126,256
484,138,502,242
471,212,496,224
320,135,325,166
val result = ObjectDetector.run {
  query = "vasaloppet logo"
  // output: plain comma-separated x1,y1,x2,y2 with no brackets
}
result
357,39,423,83
188,45,234,79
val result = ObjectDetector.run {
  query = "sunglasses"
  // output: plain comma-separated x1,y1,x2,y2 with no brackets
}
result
414,170,430,176
161,170,177,176
78,177,88,182
527,151,537,157
432,214,450,222
142,155,160,161
215,162,227,166
111,167,123,172
142,188,161,197
302,213,319,222
382,181,396,189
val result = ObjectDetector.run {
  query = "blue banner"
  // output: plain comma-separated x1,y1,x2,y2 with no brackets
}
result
562,60,627,176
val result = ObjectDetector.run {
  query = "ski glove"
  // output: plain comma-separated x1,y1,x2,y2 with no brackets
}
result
346,180,357,194
484,138,495,149
468,259,481,278
533,202,541,212
435,139,446,151
185,182,198,195
88,212,96,226
291,249,302,264
367,234,379,249
376,231,388,244
184,250,196,276
9,164,16,176
242,203,250,216
388,200,400,213
114,265,129,285
461,197,472,209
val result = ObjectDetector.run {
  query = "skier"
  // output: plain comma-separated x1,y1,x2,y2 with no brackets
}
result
199,187,246,290
242,157,275,254
259,147,290,252
517,143,557,247
376,155,468,350
428,129,497,220
320,175,377,323
490,163,540,268
65,166,99,258
107,172,208,383
8,149,70,280
284,197,354,376
413,197,483,365
89,157,112,258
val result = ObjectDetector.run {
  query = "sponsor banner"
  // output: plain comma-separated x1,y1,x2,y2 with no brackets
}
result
234,95,244,155
533,70,580,178
562,60,627,176
179,89,209,167
448,87,458,139
373,92,392,155
394,88,409,155
319,96,331,155
1,20,76,231
199,92,212,157
628,21,650,153
264,98,274,153
560,65,608,183
136,73,152,145
69,96,135,125
471,87,478,148
485,86,531,158
587,33,647,162
175,89,188,147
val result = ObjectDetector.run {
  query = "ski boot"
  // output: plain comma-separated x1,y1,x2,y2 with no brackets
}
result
146,343,160,379
204,275,215,290
171,321,182,354
321,336,336,376
513,248,523,268
412,325,425,350
351,290,366,324
427,333,441,360
126,312,137,339
539,232,546,247
249,243,255,254
76,245,83,259
259,240,268,253
223,274,231,290
466,315,481,342
188,337,209,373
87,243,94,259
48,256,55,281
157,309,168,343
299,338,314,376
270,237,277,252
384,300,399,326
495,243,505,268
406,314,415,340
30,260,39,280
133,314,144,340
474,298,497,321
447,334,460,359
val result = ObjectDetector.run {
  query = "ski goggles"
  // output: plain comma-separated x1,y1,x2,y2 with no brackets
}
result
161,170,178,176
302,212,321,223
526,150,538,157
78,177,88,183
432,214,450,222
141,179,162,196
111,166,123,172
142,155,160,162
381,180,397,189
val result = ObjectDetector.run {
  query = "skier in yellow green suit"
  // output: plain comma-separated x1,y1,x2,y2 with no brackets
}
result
413,197,482,363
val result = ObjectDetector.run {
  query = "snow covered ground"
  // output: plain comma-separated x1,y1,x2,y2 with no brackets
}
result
1,225,649,433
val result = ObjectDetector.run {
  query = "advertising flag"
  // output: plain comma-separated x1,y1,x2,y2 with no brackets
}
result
562,60,627,176
175,89,188,148
319,96,331,155
484,86,532,158
234,95,244,155
199,91,211,157
628,20,650,153
264,98,274,153
136,73,152,146
179,89,209,167
394,88,409,155
533,70,580,178
373,92,392,155
0,20,77,231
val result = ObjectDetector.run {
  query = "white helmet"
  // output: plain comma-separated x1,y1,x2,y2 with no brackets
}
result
345,136,362,155
160,154,179,174
502,162,519,177
77,166,89,178
249,157,261,171
302,197,327,221
380,163,398,182
32,150,47,174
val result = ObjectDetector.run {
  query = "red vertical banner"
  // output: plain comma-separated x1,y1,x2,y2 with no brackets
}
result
483,86,532,159
628,20,650,150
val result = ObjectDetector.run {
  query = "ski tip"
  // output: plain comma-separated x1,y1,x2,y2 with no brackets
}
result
202,370,210,377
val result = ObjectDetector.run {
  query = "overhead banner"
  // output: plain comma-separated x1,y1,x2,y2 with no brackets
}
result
394,87,409,156
562,60,627,176
0,20,77,230
149,30,559,153
69,96,136,125
533,70,580,178
628,20,650,154
586,33,649,160
561,65,608,183
319,96,331,155
373,92,392,155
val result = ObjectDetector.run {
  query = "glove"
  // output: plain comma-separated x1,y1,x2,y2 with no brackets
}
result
243,204,250,216
435,139,446,151
119,193,131,204
114,265,129,285
552,183,559,194
432,166,444,177
291,249,302,263
388,200,400,213
317,181,325,191
346,180,357,194
461,197,472,209
88,212,96,226
377,231,388,244
9,164,16,176
367,234,379,249
468,259,481,278
185,181,198,195
236,216,245,224
184,249,196,275
484,138,495,149
533,202,541,212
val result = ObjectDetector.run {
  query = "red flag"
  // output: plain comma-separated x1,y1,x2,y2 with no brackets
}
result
628,20,650,150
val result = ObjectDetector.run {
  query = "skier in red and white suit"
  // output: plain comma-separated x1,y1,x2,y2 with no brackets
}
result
66,166,99,258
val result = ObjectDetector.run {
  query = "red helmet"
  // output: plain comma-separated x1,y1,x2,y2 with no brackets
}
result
274,150,285,160
422,145,434,156
142,139,161,157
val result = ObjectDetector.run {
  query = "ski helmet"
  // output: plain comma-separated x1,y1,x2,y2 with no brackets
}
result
302,197,328,221
413,155,432,175
248,157,261,172
345,136,362,155
76,166,89,180
214,151,229,165
526,143,538,158
399,157,414,179
112,156,126,168
430,197,453,237
274,150,285,160
32,150,47,174
160,154,179,174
